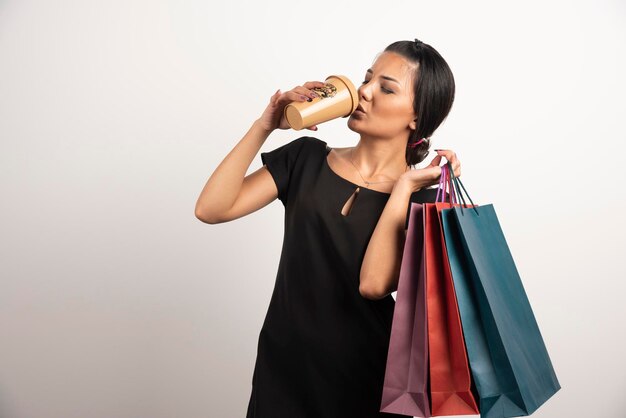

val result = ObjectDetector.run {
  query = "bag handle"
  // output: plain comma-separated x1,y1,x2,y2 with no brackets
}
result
436,163,447,202
447,164,457,205
446,163,465,209
446,161,479,216
436,164,459,205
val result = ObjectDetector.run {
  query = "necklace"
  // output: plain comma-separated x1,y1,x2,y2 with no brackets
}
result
349,148,409,189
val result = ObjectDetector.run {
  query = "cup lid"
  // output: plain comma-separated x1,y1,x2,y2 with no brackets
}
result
324,74,359,117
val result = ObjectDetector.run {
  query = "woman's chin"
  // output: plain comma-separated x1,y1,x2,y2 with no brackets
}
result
346,119,360,133
347,115,364,130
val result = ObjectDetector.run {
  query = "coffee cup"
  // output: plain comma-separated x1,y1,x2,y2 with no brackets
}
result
284,75,359,131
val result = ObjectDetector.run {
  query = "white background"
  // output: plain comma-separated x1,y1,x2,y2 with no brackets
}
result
1,0,624,417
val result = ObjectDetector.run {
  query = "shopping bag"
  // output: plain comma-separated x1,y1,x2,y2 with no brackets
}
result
380,202,431,417
424,165,479,415
440,162,561,417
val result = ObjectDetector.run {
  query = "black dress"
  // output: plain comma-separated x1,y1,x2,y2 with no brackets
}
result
246,136,442,418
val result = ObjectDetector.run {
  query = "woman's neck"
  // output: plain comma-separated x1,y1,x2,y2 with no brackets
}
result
351,139,409,180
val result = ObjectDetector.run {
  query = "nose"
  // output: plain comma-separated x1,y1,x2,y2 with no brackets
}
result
358,83,371,102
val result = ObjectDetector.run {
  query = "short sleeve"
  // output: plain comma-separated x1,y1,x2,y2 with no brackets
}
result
404,187,451,230
261,136,309,206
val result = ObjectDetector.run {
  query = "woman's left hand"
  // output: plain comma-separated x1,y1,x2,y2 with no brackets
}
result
398,149,461,192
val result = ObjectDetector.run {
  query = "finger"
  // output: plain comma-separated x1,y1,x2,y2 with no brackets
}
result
428,164,444,185
271,89,281,105
435,149,458,168
293,86,318,101
428,154,443,168
435,149,453,158
287,89,313,102
307,125,318,131
304,81,327,91
299,82,327,99
276,90,309,104
435,149,457,156
270,89,279,102
434,150,450,165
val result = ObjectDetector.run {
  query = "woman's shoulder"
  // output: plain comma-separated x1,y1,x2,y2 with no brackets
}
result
301,135,327,148
264,135,325,157
290,136,333,160
282,135,327,153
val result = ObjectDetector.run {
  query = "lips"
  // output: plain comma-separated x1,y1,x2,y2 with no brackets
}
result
356,104,366,113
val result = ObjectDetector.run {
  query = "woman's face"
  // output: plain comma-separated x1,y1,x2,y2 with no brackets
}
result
348,51,418,140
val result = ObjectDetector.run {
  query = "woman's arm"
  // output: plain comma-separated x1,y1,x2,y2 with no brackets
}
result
195,84,324,224
359,180,414,300
359,149,460,300
194,118,276,224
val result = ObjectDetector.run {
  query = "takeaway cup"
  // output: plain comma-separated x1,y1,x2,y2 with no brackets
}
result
284,74,359,131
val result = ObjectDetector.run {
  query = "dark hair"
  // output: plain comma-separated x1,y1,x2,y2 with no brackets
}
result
382,39,456,166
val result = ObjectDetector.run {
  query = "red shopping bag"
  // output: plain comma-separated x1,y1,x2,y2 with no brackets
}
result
424,165,479,415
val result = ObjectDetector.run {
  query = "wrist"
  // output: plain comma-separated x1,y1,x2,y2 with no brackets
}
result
395,174,422,194
253,118,274,136
393,176,418,196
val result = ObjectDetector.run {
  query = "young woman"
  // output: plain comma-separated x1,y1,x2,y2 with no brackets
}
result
195,39,461,418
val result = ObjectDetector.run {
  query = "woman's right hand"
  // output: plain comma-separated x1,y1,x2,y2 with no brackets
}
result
257,81,327,132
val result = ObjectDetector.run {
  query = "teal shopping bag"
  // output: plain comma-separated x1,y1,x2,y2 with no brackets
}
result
439,163,561,417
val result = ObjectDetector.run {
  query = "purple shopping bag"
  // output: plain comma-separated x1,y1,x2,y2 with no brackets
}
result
380,203,431,417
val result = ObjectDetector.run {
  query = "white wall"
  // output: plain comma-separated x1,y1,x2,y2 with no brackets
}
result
0,0,624,417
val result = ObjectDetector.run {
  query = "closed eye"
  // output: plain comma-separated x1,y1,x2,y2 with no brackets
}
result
361,80,393,94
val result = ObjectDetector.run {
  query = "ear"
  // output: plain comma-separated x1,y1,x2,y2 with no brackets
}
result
409,117,417,131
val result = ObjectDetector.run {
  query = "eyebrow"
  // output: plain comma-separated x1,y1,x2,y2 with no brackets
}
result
366,68,400,85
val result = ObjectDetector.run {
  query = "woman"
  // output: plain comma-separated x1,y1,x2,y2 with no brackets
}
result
195,38,461,418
